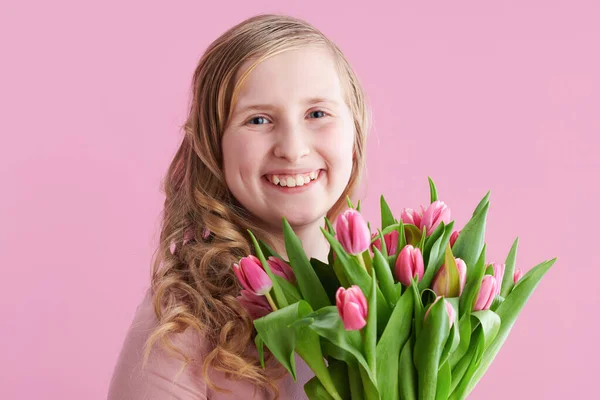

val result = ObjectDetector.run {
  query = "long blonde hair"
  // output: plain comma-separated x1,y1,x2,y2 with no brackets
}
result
143,13,371,398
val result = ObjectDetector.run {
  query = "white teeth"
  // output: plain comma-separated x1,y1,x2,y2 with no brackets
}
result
267,170,321,187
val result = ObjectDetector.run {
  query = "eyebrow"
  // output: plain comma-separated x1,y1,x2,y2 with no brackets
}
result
234,97,339,115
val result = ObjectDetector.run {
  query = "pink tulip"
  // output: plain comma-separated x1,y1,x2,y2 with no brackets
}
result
450,230,460,248
335,209,371,255
267,256,296,284
491,263,505,296
420,200,452,235
394,245,425,286
514,268,523,284
233,255,273,296
371,230,399,256
473,275,497,311
400,207,422,228
431,258,467,297
336,285,368,331
202,227,211,240
237,289,272,320
425,296,456,329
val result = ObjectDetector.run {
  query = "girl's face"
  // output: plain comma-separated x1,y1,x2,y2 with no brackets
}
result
222,45,355,230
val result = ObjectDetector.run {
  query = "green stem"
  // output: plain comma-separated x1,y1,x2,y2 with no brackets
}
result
356,253,370,274
265,292,278,311
347,362,364,400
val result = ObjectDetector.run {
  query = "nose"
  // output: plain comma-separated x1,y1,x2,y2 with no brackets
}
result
272,120,310,163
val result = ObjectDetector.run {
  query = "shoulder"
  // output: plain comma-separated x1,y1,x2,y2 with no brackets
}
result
107,287,210,399
107,287,277,400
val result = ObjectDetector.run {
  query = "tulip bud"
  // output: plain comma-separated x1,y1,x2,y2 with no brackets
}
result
491,263,505,296
420,200,451,235
431,257,467,297
233,255,273,296
335,285,368,330
514,268,523,284
237,289,272,320
473,275,497,311
335,209,371,255
450,230,460,248
371,230,399,256
400,207,422,228
394,245,425,286
425,296,456,329
267,256,296,284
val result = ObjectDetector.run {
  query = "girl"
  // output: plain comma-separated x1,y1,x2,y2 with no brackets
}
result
108,13,370,399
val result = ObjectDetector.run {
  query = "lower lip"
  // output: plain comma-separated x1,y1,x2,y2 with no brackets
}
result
263,170,324,194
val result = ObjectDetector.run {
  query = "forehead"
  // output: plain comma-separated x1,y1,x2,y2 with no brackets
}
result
232,46,345,109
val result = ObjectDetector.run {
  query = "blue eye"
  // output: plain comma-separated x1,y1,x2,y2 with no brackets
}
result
310,110,326,119
248,116,269,125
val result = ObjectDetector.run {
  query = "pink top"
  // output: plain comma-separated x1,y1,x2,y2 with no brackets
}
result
107,288,312,399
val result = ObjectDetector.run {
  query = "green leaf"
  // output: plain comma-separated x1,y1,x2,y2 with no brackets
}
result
247,230,288,308
372,247,398,307
428,176,439,204
311,257,342,304
321,227,392,334
376,229,388,257
274,275,302,303
283,218,330,309
419,229,456,292
346,195,355,209
451,197,490,281
356,199,362,213
303,306,379,395
500,237,519,297
321,227,371,290
398,334,417,400
463,258,557,398
254,302,303,379
439,306,460,368
448,310,471,370
459,244,487,318
348,362,364,400
422,220,451,268
449,328,485,400
375,289,414,400
436,361,451,400
472,190,491,218
255,301,343,400
414,296,451,400
255,334,265,369
410,279,424,337
256,239,284,260
470,310,501,350
365,269,377,375
358,364,380,400
380,195,396,230
304,359,350,400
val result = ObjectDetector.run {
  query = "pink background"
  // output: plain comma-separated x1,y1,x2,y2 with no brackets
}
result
1,1,596,398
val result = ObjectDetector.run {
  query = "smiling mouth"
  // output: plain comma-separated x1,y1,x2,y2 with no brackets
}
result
263,169,324,189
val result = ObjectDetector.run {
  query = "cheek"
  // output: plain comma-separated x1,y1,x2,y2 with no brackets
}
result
223,132,267,179
318,119,354,166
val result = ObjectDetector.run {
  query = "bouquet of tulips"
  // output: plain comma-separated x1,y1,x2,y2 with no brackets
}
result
233,177,556,400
